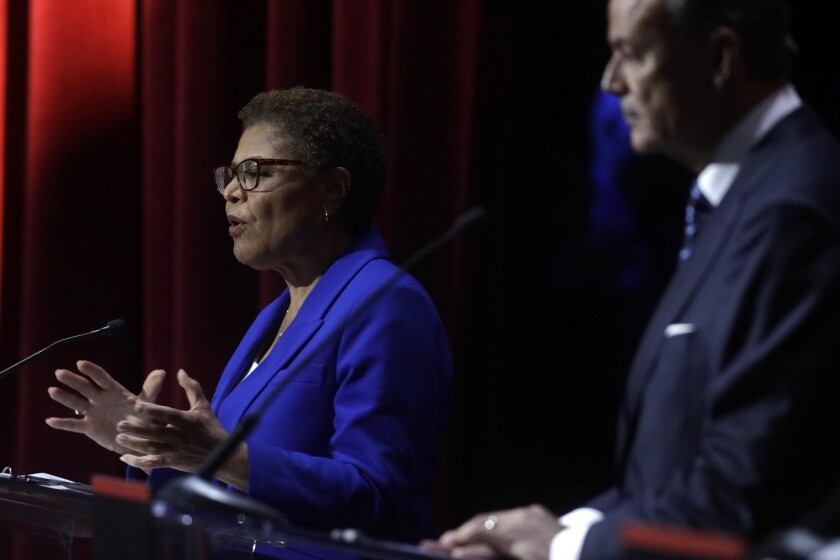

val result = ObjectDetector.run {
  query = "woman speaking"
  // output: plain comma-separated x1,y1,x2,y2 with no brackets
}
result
45,87,453,545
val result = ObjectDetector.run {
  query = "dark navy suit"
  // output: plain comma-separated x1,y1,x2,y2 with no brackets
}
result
581,107,840,559
148,228,453,553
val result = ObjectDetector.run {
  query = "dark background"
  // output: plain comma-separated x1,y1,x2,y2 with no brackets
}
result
0,3,838,557
442,0,840,523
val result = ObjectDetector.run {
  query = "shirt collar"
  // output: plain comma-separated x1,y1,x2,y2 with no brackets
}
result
697,84,802,207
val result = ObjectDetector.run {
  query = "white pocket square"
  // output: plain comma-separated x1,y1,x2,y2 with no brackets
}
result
664,323,696,337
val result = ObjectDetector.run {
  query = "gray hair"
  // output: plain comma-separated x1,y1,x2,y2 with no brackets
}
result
664,0,795,81
238,87,386,236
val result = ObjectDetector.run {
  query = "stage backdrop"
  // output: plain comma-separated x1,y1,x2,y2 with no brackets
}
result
0,0,503,551
2,1,839,559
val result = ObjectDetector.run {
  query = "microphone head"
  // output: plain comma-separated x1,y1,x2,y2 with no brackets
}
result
102,319,127,337
450,206,490,238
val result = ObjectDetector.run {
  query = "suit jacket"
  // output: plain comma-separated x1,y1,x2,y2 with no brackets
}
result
581,107,840,559
148,228,453,548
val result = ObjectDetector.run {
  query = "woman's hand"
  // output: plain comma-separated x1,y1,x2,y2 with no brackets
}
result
45,360,166,455
115,369,249,491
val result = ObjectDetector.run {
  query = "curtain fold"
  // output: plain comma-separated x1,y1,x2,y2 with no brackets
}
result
11,0,140,475
0,0,6,300
1,4,491,557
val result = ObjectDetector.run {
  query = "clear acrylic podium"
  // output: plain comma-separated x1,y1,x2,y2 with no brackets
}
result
0,473,455,560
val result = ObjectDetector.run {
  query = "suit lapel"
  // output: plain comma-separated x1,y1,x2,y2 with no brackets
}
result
622,194,742,420
615,109,809,460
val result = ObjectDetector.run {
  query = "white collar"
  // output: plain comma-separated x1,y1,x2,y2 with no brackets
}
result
697,84,802,207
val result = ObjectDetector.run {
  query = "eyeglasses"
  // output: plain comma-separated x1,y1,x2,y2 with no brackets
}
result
213,158,306,195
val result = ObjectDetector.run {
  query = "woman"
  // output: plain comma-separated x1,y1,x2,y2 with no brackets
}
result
45,87,453,546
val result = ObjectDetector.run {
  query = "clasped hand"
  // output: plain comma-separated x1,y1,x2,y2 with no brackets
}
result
46,361,234,482
115,369,229,477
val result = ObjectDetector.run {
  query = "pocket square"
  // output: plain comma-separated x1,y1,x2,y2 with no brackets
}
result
664,323,696,337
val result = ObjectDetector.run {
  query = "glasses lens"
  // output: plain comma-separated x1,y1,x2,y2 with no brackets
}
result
238,160,259,191
214,166,234,193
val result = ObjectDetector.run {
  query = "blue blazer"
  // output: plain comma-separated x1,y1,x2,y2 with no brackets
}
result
149,228,453,544
581,107,840,559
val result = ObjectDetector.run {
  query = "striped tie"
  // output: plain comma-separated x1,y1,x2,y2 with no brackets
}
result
678,181,713,263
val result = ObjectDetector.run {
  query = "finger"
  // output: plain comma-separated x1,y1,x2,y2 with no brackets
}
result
45,417,88,434
419,540,453,553
115,432,173,456
47,386,90,413
120,453,163,470
139,369,166,403
54,369,99,400
177,369,209,409
451,543,499,559
133,401,186,426
117,420,181,445
440,514,491,546
76,360,123,391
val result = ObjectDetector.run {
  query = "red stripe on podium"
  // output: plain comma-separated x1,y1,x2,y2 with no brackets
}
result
91,475,150,503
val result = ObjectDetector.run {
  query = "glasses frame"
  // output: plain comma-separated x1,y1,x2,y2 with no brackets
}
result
214,158,306,194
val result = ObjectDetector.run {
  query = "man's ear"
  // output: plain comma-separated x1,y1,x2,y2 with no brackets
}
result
709,26,741,90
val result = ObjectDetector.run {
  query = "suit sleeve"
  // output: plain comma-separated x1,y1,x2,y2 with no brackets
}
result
246,277,453,538
581,202,840,559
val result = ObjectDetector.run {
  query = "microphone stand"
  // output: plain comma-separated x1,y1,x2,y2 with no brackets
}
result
153,208,488,556
0,319,126,382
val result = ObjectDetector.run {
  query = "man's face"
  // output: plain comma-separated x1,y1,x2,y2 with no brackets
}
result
602,0,718,166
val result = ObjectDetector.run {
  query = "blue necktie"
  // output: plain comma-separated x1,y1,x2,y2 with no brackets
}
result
678,181,713,263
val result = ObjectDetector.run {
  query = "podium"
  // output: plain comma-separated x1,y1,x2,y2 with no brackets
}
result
9,473,820,560
0,473,454,560
0,474,94,558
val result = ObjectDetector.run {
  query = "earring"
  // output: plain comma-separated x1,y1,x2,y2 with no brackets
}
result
324,209,330,223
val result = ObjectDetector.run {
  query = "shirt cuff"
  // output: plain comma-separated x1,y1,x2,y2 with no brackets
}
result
549,508,604,560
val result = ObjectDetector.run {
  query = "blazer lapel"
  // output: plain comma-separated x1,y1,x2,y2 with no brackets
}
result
214,228,390,427
210,294,289,411
225,316,326,425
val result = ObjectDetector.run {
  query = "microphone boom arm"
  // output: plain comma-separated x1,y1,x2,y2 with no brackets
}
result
0,319,126,382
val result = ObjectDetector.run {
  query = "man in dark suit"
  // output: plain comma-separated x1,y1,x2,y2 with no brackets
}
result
430,0,840,558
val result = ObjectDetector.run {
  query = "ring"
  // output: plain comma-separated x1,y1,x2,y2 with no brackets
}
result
74,409,84,417
484,515,498,531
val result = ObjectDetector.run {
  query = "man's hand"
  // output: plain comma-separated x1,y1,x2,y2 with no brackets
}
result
428,504,564,560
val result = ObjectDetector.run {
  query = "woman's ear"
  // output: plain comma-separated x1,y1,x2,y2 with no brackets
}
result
324,166,351,212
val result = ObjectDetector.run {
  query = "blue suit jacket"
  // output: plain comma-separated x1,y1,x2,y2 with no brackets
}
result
581,107,840,559
148,228,453,546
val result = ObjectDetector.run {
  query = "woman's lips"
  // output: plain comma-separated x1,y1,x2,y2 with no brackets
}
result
228,215,246,236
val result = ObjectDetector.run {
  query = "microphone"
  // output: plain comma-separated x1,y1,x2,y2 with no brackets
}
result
400,206,490,270
155,207,490,525
0,319,127,382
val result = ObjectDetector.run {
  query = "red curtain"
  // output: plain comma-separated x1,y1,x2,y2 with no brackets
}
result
0,1,496,555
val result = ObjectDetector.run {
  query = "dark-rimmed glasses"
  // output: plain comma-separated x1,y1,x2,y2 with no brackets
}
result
214,158,306,195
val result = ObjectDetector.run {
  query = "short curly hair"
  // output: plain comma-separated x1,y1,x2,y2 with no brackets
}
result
238,87,386,236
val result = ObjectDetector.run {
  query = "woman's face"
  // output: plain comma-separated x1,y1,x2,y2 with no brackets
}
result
223,122,327,272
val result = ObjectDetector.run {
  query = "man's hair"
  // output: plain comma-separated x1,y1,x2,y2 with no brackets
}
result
238,87,386,236
665,0,795,81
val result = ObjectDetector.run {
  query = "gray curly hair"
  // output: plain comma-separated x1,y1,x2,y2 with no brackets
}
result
238,87,386,236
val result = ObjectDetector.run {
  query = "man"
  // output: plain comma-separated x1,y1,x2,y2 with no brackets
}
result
431,0,840,558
